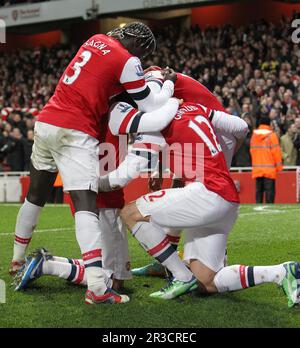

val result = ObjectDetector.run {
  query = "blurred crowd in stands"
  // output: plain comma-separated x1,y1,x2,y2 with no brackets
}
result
1,17,300,171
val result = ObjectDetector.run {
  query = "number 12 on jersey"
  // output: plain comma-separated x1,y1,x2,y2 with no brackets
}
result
189,115,222,156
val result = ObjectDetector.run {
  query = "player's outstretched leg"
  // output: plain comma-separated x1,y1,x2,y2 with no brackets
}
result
14,248,53,291
191,259,300,308
14,248,129,301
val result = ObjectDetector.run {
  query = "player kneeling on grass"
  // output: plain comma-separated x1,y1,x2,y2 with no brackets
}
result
132,66,235,278
99,97,300,307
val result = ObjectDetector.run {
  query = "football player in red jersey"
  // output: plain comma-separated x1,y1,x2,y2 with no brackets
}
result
96,83,246,299
10,22,179,305
98,94,300,307
144,67,237,167
13,98,182,295
132,66,239,277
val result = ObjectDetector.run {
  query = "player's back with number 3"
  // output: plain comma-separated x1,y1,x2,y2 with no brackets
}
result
39,34,135,139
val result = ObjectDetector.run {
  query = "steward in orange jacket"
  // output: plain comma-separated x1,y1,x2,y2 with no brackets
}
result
250,117,283,203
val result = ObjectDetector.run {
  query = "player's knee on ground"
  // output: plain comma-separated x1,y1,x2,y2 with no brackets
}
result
189,259,218,294
120,202,148,230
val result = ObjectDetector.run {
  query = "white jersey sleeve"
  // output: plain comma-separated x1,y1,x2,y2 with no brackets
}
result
196,103,248,140
211,111,249,139
120,57,174,112
107,133,166,189
109,98,179,136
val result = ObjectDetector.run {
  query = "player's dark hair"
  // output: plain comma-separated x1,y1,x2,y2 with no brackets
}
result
259,116,271,126
107,22,156,57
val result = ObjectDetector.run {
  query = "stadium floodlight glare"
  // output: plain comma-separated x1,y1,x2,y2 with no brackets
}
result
119,23,127,28
0,19,6,44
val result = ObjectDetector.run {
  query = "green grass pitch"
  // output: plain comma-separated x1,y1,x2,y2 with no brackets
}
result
0,203,300,328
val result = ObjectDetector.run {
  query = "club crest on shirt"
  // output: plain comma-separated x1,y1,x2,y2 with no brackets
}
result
117,103,132,113
135,64,144,77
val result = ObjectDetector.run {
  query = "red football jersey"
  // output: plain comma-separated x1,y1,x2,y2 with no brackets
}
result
146,69,226,112
175,73,226,112
160,102,239,203
38,34,146,139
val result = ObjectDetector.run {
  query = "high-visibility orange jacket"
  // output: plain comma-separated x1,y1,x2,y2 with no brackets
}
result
250,125,283,179
53,173,63,187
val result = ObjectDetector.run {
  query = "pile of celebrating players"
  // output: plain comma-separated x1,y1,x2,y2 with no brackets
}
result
11,23,300,307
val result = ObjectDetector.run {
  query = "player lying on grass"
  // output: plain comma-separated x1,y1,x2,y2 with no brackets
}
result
10,22,182,305
98,95,300,307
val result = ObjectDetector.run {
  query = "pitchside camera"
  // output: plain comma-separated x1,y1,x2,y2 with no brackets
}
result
85,6,98,20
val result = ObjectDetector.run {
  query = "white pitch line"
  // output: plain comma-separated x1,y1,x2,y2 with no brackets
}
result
1,208,299,235
239,208,300,217
0,227,74,237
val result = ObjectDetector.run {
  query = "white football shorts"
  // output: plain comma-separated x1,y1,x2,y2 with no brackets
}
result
136,182,239,272
31,121,100,193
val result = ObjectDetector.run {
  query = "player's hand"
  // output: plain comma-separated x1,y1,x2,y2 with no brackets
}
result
148,177,163,192
171,178,185,188
144,66,162,74
98,175,112,192
163,67,178,83
172,97,183,106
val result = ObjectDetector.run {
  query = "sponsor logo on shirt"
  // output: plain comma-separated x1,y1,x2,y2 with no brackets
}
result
117,103,132,113
135,64,144,77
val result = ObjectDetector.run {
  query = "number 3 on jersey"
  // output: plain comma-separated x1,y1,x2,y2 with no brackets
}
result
63,50,92,85
189,115,222,156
